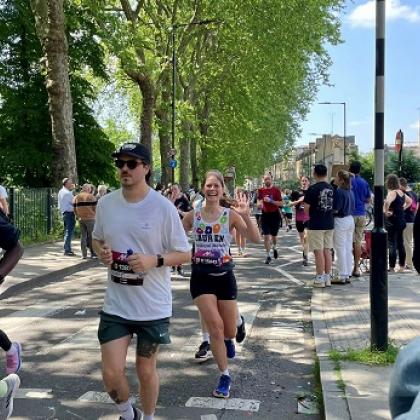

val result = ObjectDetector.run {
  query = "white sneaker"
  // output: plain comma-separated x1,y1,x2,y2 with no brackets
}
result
0,373,20,420
324,274,332,287
313,277,325,288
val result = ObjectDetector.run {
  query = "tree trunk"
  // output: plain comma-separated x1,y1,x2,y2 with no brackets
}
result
179,120,191,192
155,71,172,186
197,94,210,177
138,76,155,160
156,105,172,186
190,137,199,188
30,0,78,186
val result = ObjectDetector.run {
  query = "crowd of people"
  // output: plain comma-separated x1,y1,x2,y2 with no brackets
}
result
2,146,420,418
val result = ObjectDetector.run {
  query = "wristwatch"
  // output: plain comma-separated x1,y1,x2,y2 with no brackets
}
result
156,254,164,268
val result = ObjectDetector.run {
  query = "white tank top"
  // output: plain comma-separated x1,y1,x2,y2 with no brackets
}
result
192,208,232,267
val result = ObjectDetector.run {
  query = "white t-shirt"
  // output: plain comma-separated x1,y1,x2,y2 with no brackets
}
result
93,188,191,321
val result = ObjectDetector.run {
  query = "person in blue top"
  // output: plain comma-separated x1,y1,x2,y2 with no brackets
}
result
349,161,371,277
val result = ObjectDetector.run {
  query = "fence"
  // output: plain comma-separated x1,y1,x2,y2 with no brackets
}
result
8,188,60,242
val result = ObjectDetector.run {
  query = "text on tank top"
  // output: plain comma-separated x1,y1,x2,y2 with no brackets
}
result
193,208,232,266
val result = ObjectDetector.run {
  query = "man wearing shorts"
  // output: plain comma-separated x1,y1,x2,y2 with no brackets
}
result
258,174,282,264
349,161,371,277
304,164,334,287
92,142,191,420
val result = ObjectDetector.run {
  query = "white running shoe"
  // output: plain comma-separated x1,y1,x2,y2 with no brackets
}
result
0,373,20,420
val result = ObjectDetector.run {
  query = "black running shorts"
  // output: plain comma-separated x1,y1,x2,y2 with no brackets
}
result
261,211,281,236
296,221,308,233
190,265,237,300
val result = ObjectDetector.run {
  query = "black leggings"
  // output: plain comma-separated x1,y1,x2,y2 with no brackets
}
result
0,329,12,352
388,222,406,268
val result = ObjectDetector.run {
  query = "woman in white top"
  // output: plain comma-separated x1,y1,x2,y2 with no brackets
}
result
183,170,260,399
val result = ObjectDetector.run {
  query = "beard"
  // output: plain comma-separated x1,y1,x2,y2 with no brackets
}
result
264,182,271,188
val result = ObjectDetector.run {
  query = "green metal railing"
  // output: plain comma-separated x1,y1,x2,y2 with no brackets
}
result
8,188,60,242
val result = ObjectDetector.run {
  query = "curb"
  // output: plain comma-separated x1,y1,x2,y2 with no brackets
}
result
0,258,99,300
311,289,351,420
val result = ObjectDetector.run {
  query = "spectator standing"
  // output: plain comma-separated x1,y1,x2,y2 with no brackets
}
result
349,161,372,277
304,164,334,288
96,184,108,200
399,178,418,270
58,178,76,256
332,171,355,284
73,183,97,259
384,174,412,272
92,142,191,420
258,174,282,264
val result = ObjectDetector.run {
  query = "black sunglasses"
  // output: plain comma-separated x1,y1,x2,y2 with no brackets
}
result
114,159,143,170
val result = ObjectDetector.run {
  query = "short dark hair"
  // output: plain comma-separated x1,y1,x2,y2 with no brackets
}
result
314,164,327,177
349,161,361,174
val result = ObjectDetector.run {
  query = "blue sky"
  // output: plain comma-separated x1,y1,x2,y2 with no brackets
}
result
298,0,420,153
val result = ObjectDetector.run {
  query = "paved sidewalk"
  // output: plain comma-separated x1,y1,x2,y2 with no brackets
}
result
312,271,420,420
0,240,98,298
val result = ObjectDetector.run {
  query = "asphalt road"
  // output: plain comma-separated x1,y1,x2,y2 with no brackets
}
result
1,229,321,419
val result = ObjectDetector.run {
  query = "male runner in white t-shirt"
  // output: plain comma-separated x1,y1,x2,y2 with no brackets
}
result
92,142,191,420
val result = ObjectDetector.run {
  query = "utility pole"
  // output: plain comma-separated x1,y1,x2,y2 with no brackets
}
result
370,0,388,351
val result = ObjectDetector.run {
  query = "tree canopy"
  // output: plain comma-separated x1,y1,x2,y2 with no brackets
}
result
0,0,344,188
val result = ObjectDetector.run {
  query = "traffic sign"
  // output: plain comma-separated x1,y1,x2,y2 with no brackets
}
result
169,159,177,169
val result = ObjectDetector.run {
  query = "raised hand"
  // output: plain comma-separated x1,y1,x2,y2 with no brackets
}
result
232,191,250,216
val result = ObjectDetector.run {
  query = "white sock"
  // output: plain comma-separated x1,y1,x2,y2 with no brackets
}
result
144,414,154,420
202,332,210,343
6,343,17,355
236,314,243,327
117,401,134,420
221,368,230,376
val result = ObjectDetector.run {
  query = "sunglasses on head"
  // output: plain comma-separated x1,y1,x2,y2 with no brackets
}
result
114,159,143,170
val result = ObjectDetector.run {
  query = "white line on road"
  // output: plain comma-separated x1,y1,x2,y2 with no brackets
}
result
186,397,260,412
78,391,136,405
273,266,305,285
201,415,218,420
16,388,53,399
278,259,303,268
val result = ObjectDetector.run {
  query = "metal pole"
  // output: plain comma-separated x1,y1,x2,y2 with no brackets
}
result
370,0,388,351
398,130,404,176
343,102,347,164
171,24,176,184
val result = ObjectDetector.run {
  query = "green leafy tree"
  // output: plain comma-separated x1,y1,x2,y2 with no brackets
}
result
0,0,117,187
386,150,420,183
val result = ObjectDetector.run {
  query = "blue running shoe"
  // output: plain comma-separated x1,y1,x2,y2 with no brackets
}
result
213,374,231,398
224,339,235,359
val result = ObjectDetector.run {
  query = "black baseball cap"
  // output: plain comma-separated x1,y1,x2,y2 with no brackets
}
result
112,143,151,165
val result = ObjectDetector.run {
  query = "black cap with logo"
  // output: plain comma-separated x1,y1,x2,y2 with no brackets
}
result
112,143,151,165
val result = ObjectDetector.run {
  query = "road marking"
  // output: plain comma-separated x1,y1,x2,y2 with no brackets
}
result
201,415,218,420
16,388,53,399
273,266,305,285
37,324,99,355
2,305,69,332
78,391,136,405
186,397,260,412
278,259,303,268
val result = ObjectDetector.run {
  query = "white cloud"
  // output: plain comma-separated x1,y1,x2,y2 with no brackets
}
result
348,0,420,28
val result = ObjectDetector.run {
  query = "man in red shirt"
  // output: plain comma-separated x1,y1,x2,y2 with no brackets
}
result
258,174,282,264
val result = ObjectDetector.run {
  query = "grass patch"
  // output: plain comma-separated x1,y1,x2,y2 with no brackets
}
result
312,356,324,414
329,343,400,366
